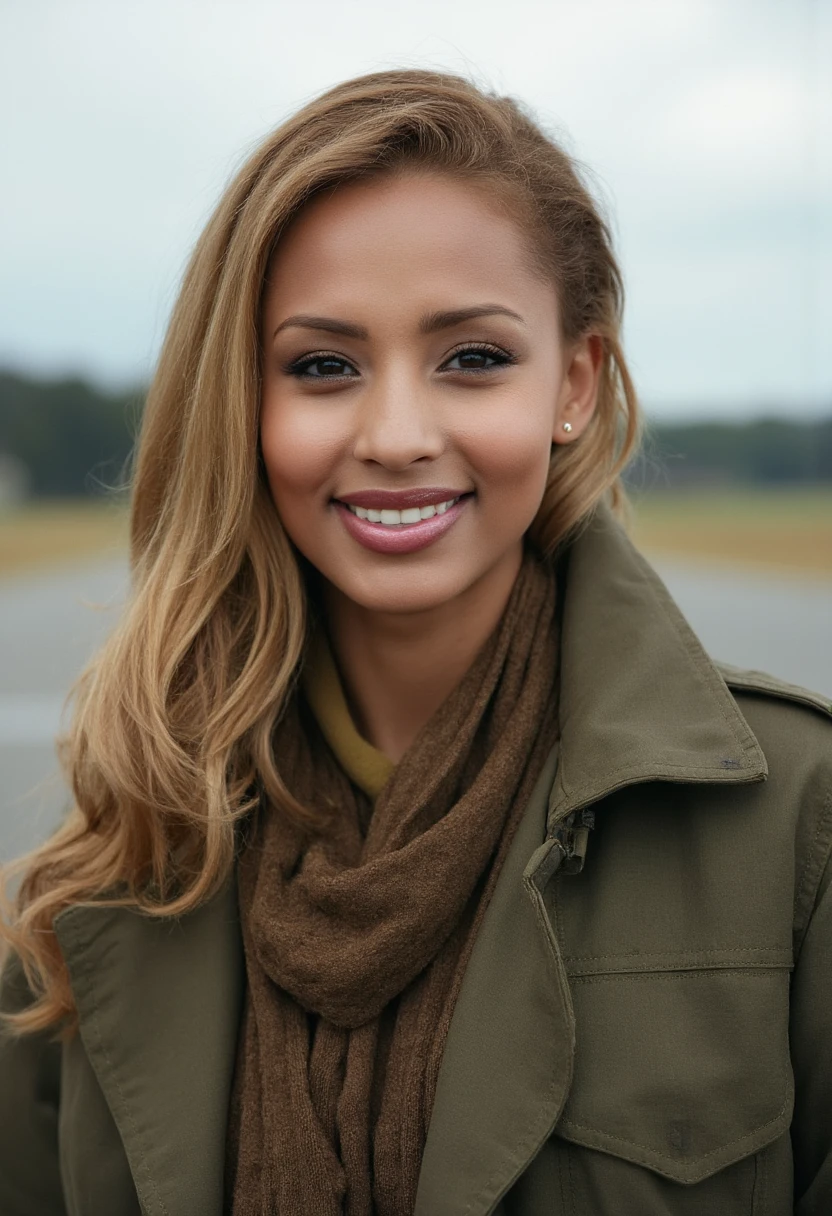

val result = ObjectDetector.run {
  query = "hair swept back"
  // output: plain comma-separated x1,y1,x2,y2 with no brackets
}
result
1,68,641,1034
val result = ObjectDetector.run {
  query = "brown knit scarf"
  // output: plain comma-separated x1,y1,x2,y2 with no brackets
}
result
225,546,560,1215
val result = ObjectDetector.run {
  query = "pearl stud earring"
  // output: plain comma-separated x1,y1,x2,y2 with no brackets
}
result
562,422,573,434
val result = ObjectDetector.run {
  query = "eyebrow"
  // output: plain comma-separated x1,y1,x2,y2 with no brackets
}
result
272,304,525,341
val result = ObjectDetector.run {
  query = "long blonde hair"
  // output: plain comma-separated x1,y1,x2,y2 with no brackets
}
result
1,69,641,1034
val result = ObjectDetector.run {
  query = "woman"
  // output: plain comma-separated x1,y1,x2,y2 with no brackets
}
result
1,69,829,1216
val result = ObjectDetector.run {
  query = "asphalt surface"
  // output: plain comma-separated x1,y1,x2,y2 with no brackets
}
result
2,553,830,865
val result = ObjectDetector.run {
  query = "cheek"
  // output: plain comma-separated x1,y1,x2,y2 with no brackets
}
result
259,395,343,506
462,393,553,499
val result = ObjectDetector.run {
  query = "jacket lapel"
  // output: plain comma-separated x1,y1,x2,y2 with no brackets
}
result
415,505,768,1215
54,877,244,1216
414,740,574,1216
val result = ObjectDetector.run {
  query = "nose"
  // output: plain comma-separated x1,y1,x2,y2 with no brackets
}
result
351,367,444,468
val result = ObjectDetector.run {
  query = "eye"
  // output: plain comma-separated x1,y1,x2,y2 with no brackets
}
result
442,344,516,373
287,353,359,380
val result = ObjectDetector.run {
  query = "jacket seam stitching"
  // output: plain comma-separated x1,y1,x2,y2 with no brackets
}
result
559,1093,791,1168
563,946,790,961
561,753,762,801
568,969,788,985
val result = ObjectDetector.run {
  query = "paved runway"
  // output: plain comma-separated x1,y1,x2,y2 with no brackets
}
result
2,553,830,865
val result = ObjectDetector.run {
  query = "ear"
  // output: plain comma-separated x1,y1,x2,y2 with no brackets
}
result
552,333,603,445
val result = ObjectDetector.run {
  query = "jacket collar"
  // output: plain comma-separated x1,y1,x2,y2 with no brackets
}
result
550,501,766,822
55,501,766,1216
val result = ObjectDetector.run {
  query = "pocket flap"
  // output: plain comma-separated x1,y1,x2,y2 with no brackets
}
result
556,968,793,1184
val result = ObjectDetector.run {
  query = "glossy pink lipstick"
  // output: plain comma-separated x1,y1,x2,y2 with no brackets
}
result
332,492,474,555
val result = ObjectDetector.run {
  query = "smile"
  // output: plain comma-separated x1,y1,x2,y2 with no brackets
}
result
333,493,474,555
343,496,462,527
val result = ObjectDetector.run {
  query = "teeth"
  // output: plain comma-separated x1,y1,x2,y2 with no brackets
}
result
346,497,461,526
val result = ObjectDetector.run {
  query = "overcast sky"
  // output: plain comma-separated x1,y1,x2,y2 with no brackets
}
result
2,0,830,419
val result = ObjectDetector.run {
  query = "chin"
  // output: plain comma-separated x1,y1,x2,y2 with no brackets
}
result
331,567,474,616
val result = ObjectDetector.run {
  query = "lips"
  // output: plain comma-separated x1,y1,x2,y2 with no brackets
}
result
334,487,472,510
333,493,472,555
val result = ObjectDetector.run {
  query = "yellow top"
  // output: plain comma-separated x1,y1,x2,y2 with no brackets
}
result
301,624,395,800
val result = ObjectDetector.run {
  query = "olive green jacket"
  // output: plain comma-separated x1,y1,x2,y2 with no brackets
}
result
2,506,831,1215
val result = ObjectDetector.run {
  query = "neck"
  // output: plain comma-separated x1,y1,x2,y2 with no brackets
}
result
320,545,524,763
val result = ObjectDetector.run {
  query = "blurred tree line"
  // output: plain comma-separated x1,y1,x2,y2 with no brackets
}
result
1,368,831,501
0,370,141,500
631,416,832,490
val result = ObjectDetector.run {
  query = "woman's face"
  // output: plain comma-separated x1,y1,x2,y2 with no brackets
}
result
260,171,598,616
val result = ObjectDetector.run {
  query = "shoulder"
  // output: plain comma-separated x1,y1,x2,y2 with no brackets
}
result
717,661,832,723
716,662,832,940
716,661,832,775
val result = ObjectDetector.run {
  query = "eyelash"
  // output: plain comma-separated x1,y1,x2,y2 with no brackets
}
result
285,342,517,381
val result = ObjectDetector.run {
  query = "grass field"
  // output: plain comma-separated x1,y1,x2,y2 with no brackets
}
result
0,489,830,579
0,500,129,577
630,488,832,578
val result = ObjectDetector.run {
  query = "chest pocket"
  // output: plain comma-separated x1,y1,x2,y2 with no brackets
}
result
535,796,796,1214
557,966,793,1175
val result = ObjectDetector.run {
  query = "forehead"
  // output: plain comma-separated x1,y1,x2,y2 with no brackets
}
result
263,172,556,323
